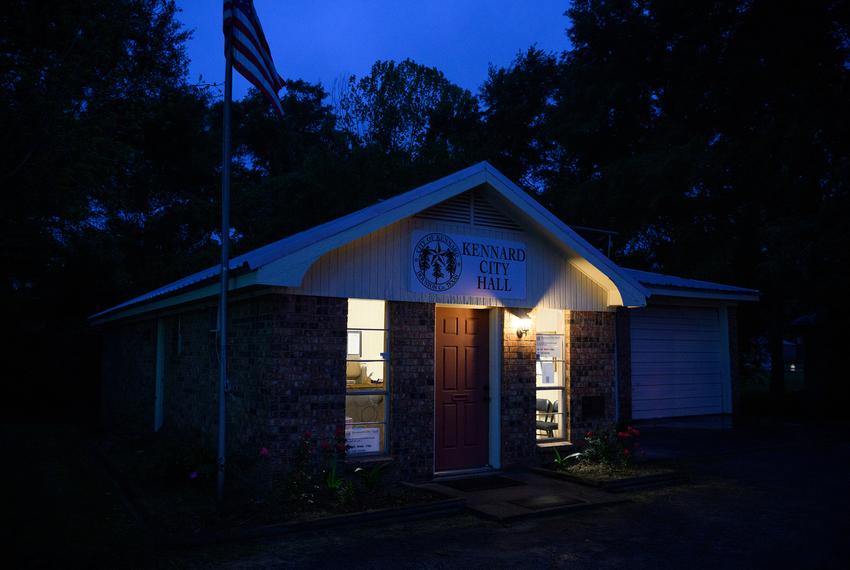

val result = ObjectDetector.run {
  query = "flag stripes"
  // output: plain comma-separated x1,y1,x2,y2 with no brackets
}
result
223,0,284,116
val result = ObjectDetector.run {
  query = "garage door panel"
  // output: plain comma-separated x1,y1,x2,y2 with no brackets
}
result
631,329,722,342
632,352,720,365
632,371,720,384
633,396,722,412
632,402,723,419
633,306,717,318
630,305,729,419
631,314,718,328
631,318,718,330
633,382,722,400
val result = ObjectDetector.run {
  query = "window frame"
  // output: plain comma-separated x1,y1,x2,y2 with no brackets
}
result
535,330,568,443
345,300,390,457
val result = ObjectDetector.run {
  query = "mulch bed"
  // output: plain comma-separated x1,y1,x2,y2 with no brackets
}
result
533,462,689,492
97,434,458,544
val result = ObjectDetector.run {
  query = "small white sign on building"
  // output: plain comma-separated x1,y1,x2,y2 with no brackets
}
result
409,230,527,299
346,426,381,454
536,333,564,385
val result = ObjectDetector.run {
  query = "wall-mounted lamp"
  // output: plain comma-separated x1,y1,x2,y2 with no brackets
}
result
516,317,531,339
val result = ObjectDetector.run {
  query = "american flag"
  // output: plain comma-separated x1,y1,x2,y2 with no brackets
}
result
223,0,284,116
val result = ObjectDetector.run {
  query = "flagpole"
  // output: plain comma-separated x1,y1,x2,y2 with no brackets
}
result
217,32,233,503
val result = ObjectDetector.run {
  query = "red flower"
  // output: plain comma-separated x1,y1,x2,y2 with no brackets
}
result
628,426,640,437
320,441,331,450
303,431,313,440
623,449,631,457
585,431,594,437
335,425,345,437
259,447,269,458
617,431,631,438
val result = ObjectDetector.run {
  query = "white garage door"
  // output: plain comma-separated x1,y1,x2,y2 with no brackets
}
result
630,305,730,419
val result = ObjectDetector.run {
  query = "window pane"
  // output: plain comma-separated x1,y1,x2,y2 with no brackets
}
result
536,332,565,387
345,422,385,455
345,395,386,454
346,360,387,390
345,394,386,423
535,308,565,334
536,358,565,387
536,388,566,440
348,328,386,360
347,299,386,329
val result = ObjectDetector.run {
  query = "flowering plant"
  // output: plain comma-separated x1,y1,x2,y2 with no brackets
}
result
277,427,356,510
557,425,642,470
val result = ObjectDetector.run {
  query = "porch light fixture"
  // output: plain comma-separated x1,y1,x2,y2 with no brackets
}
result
516,318,531,339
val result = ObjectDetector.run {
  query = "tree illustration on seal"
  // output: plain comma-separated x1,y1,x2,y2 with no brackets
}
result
413,233,462,292
418,245,433,273
444,248,457,275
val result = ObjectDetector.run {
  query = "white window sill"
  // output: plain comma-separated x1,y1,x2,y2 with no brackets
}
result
536,440,573,449
345,454,393,465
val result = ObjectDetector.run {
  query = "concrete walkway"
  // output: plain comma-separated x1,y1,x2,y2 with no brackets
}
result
416,471,623,521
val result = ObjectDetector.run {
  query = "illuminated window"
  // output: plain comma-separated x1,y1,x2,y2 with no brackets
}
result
535,308,566,441
345,299,388,455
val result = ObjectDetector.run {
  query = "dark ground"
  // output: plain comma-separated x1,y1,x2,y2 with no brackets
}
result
3,420,850,569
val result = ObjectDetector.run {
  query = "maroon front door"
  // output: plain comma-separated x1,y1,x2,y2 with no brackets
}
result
435,307,489,471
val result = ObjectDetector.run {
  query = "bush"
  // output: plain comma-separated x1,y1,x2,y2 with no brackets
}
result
554,425,641,471
266,427,392,513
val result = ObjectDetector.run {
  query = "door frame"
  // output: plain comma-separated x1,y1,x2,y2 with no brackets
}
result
433,304,502,474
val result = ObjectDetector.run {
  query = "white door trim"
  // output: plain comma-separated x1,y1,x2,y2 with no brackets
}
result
488,308,502,469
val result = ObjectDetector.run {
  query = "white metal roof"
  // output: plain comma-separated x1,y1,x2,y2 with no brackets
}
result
623,268,759,301
95,162,760,323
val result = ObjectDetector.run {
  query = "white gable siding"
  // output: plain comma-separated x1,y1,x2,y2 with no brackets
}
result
290,216,609,311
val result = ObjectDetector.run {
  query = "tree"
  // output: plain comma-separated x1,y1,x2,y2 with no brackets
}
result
480,0,850,405
336,59,482,162
0,0,212,419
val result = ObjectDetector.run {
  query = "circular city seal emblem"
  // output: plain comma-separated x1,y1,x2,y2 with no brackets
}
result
413,233,462,292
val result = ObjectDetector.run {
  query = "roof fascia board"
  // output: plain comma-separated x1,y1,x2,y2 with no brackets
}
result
645,286,760,302
90,271,260,325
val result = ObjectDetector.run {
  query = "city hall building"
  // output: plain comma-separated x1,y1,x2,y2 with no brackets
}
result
93,162,758,481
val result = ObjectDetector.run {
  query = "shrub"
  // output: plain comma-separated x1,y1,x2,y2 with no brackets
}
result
556,426,641,470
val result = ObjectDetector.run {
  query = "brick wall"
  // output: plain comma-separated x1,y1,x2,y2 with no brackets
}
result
615,307,632,421
387,301,435,481
158,310,207,446
100,293,348,488
566,310,617,441
100,297,623,483
502,310,537,468
263,295,347,478
101,319,156,434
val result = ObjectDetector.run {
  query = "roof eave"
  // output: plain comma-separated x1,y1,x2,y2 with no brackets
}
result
644,286,760,302
89,269,261,325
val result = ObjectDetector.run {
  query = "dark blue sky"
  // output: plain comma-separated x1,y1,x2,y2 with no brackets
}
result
177,1,572,98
